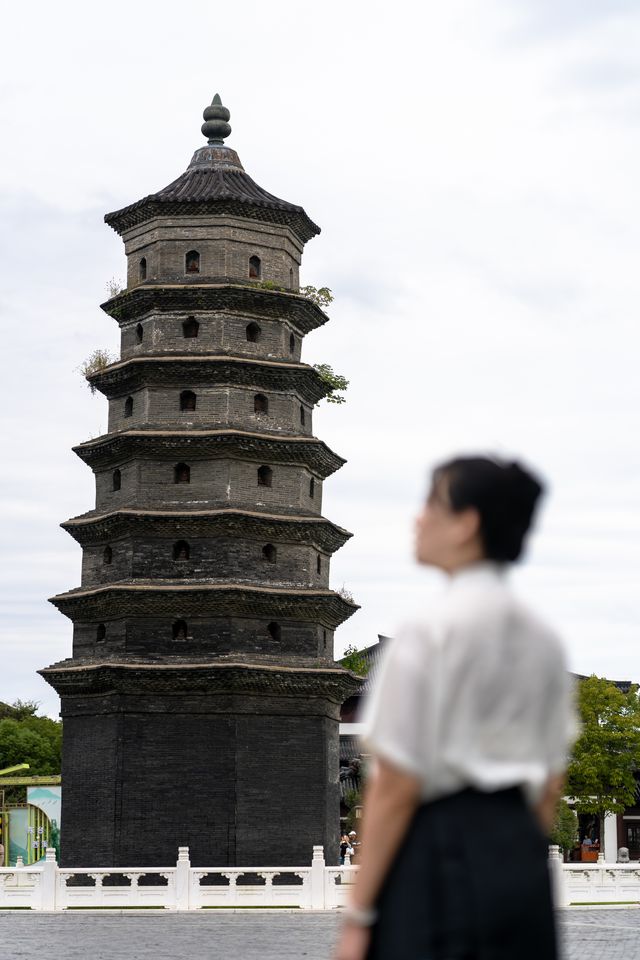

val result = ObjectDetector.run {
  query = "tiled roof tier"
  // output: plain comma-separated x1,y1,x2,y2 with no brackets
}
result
49,582,360,627
73,429,345,477
40,659,359,702
61,508,352,553
100,283,327,336
88,355,329,405
104,154,320,245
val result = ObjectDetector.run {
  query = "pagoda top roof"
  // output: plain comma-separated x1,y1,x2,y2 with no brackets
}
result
105,93,320,243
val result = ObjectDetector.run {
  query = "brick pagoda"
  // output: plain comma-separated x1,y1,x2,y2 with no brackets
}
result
42,94,359,868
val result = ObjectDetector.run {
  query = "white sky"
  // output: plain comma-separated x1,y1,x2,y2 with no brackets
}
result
1,0,640,718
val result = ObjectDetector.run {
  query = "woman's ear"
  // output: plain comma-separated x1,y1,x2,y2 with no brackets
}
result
453,507,482,547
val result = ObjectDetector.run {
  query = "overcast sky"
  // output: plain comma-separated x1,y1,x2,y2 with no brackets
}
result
1,0,640,718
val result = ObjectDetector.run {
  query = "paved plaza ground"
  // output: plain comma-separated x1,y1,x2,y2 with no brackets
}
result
1,908,640,959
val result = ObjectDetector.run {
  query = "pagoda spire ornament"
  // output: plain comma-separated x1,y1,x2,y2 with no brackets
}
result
201,93,232,145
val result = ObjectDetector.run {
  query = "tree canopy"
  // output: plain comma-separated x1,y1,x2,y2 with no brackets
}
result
0,700,62,778
340,645,369,677
567,676,640,817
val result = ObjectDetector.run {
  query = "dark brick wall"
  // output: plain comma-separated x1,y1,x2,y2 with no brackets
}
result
95,459,322,514
72,617,334,661
120,311,302,362
59,692,340,868
58,711,122,865
123,217,302,292
81,535,329,588
108,386,312,436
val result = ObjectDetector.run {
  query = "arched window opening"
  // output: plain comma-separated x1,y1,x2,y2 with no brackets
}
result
124,396,133,418
112,469,122,492
249,255,261,279
96,623,106,642
289,333,295,354
317,554,321,574
136,323,144,344
172,619,188,641
254,393,268,414
246,321,262,343
289,268,293,288
262,543,277,563
267,622,281,642
309,477,315,499
180,390,197,412
300,405,305,426
173,540,190,561
103,545,113,565
174,462,191,484
257,465,273,487
185,250,200,274
139,257,147,281
183,317,199,338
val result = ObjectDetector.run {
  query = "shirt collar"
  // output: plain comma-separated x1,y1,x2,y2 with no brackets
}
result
447,560,507,589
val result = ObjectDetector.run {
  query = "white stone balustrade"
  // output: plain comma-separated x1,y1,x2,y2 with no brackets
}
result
3,846,638,911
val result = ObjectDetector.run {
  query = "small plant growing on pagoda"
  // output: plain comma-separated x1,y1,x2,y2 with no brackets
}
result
105,277,125,298
337,584,355,604
79,349,116,394
313,363,349,404
300,285,334,309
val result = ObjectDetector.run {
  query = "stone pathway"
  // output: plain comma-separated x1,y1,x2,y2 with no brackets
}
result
1,908,640,959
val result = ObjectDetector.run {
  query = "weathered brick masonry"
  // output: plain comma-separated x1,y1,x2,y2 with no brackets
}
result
41,94,359,867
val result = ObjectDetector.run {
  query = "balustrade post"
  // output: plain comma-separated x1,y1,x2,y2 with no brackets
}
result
310,845,325,910
40,847,57,911
548,844,569,909
175,846,191,911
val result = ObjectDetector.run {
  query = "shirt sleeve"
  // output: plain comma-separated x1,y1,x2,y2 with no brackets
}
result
360,624,434,781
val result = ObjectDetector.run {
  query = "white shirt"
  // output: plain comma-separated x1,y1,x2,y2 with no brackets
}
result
362,562,577,806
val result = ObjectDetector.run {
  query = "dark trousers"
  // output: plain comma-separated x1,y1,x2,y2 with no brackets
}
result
367,787,557,960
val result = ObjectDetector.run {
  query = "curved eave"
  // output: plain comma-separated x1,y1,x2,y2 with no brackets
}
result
88,355,328,404
72,430,345,478
99,284,328,336
39,659,360,703
48,582,360,629
104,197,320,245
61,508,352,553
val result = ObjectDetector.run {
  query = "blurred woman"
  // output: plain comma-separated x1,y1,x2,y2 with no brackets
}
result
334,455,576,960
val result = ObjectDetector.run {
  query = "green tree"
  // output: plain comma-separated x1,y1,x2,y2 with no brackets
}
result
549,799,578,859
344,787,363,834
0,701,62,790
341,645,369,677
567,676,640,823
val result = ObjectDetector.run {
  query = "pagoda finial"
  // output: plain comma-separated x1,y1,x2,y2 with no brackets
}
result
201,93,232,145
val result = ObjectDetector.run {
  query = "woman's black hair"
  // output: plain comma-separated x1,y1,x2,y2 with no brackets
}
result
431,455,545,563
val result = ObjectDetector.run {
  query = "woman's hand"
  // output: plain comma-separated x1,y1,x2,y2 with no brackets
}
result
333,921,371,960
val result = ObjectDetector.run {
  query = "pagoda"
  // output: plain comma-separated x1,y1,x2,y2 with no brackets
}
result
41,94,359,868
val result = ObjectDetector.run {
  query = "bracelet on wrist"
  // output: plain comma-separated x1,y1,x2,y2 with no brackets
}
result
343,903,378,927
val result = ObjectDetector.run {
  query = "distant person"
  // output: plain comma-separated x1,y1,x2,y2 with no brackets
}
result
340,835,351,865
348,831,359,862
334,455,576,960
